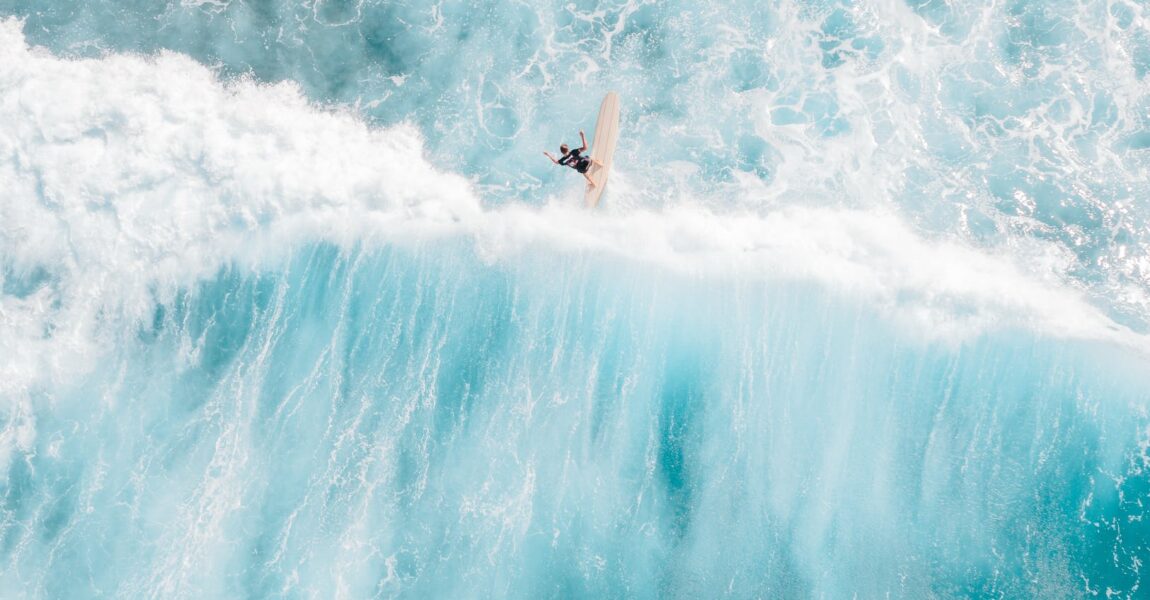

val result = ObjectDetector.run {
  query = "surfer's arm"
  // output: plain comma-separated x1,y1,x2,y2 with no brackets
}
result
543,151,559,165
578,130,588,152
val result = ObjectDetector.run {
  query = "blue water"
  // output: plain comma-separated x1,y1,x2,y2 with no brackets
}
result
2,0,1150,597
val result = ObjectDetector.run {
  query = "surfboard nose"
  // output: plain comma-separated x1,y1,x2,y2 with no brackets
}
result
585,92,620,208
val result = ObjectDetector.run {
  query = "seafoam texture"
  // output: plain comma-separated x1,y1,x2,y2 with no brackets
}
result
1,1,1150,598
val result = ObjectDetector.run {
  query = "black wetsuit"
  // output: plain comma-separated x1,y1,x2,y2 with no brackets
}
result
558,148,591,173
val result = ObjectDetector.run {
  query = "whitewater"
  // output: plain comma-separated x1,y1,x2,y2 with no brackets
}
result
1,0,1149,597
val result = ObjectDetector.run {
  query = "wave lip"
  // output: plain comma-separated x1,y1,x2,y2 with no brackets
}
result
486,201,1148,353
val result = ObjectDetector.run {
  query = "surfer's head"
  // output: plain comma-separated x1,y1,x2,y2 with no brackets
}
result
560,144,569,154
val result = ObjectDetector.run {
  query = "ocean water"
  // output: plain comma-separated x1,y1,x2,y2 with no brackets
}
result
2,0,1150,597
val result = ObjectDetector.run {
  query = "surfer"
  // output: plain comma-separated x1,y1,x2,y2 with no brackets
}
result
543,130,602,187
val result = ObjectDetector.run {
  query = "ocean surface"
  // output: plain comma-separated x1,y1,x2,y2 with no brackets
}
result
2,0,1150,597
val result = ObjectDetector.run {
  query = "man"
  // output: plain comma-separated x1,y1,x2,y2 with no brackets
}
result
543,130,602,187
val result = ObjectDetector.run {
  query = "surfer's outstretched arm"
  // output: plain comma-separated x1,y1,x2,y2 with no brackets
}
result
543,151,559,164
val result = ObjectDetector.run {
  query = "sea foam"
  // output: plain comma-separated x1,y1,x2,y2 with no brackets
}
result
2,16,1145,407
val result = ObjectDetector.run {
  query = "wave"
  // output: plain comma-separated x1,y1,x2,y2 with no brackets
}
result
4,14,1150,597
2,15,1147,403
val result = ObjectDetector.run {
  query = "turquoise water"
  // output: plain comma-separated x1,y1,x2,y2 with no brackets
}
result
2,0,1150,597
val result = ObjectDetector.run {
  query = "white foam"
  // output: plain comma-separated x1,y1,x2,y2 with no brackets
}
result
1,17,1145,405
0,17,478,398
471,201,1140,349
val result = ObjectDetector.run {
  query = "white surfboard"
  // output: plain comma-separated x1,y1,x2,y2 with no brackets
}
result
584,92,620,208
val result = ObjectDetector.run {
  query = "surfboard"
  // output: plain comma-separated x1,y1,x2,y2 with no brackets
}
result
584,92,620,208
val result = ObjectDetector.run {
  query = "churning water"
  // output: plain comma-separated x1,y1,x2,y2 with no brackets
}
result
2,0,1150,597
